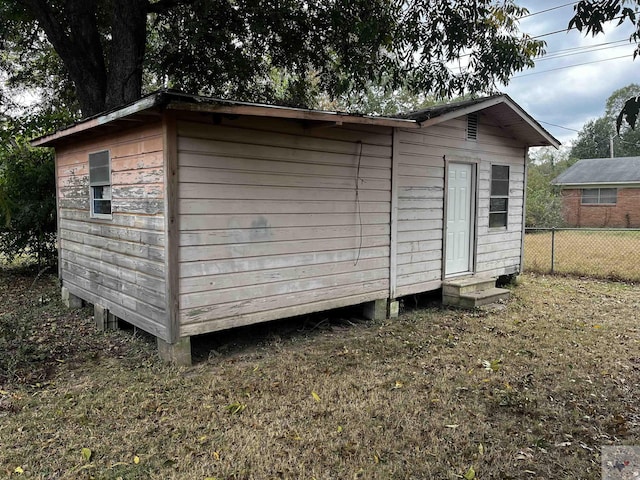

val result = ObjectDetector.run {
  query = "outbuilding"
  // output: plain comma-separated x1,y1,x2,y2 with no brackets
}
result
33,91,559,364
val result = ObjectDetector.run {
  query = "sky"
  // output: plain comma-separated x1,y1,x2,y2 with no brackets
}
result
500,1,639,147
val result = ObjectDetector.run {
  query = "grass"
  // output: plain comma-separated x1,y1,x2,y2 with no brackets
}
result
1,267,640,479
525,229,640,281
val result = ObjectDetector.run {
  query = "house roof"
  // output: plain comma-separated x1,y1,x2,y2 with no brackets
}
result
32,89,559,148
552,157,640,186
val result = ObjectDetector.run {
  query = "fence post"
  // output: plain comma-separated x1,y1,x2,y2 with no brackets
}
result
550,227,556,274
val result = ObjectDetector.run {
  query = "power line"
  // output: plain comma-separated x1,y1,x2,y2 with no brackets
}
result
538,120,580,133
542,38,630,56
512,54,633,78
538,40,632,61
519,2,577,20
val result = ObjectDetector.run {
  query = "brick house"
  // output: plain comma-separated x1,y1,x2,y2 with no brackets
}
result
552,156,640,228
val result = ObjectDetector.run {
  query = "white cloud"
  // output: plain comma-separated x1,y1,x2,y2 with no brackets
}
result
500,0,639,146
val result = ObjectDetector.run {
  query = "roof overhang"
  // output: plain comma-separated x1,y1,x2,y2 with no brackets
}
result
31,90,560,149
555,182,640,188
31,91,417,147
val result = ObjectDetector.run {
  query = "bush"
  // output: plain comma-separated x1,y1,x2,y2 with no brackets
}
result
0,142,57,267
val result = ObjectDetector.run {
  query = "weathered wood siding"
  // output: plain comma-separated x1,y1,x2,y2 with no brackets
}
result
56,122,169,339
176,116,392,336
395,115,526,296
474,116,526,277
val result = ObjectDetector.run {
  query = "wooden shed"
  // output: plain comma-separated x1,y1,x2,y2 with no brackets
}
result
33,91,559,364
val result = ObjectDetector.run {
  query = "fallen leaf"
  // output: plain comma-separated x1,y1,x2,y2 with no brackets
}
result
463,466,476,480
81,448,92,462
311,391,321,402
478,443,485,456
482,359,502,372
14,467,24,474
337,425,343,433
554,441,572,447
225,401,246,415
133,455,140,465
393,381,403,389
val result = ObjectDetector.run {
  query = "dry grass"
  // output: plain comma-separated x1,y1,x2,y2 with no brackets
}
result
525,230,640,281
1,268,640,479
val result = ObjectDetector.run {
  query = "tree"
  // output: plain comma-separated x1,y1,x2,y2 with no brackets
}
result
570,1,640,131
0,140,57,267
570,84,640,159
570,117,613,160
526,148,572,228
0,86,73,266
2,0,545,117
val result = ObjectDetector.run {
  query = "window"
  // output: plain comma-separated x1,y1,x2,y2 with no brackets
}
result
89,150,112,217
581,188,617,205
467,113,478,140
489,165,509,228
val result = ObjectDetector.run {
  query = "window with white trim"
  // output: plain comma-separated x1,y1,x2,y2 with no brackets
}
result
89,150,112,217
581,188,617,205
489,165,509,228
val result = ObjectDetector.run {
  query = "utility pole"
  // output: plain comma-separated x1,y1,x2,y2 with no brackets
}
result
610,135,615,158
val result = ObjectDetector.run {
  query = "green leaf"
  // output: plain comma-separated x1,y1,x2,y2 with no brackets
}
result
482,359,502,372
225,401,246,415
81,447,92,462
311,391,321,402
463,466,476,480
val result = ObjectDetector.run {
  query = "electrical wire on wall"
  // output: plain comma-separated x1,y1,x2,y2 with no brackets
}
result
354,140,364,266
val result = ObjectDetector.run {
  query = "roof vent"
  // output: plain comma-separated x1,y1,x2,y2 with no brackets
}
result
467,113,478,140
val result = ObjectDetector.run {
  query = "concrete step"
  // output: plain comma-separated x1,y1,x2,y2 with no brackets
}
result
442,276,497,296
443,287,511,308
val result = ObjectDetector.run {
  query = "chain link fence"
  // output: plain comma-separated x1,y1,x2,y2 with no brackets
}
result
524,228,640,282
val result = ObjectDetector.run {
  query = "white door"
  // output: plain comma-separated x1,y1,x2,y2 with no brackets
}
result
446,163,473,275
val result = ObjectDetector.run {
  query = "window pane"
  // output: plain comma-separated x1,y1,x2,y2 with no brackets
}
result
581,189,599,204
89,151,110,185
491,179,509,196
491,165,510,196
93,185,111,200
600,188,617,204
490,198,508,212
92,185,111,215
489,212,507,228
93,200,112,215
492,165,509,180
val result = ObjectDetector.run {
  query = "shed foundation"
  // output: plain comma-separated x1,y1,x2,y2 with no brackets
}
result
158,337,192,366
61,286,82,309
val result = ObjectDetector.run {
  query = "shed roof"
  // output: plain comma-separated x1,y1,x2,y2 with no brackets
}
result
400,94,560,148
552,157,640,186
32,90,559,148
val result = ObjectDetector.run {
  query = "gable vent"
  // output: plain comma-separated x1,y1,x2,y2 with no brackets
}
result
467,113,478,140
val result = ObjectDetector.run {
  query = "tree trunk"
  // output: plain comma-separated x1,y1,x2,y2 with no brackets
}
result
17,0,150,117
104,0,148,111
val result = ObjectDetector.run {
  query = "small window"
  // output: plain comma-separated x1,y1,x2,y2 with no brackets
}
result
467,113,478,140
89,150,112,217
581,188,617,205
489,165,509,228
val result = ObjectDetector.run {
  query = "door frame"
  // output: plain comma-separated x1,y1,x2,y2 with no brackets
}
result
442,156,479,278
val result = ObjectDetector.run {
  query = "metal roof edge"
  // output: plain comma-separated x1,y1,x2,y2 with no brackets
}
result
31,90,418,146
31,92,166,147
